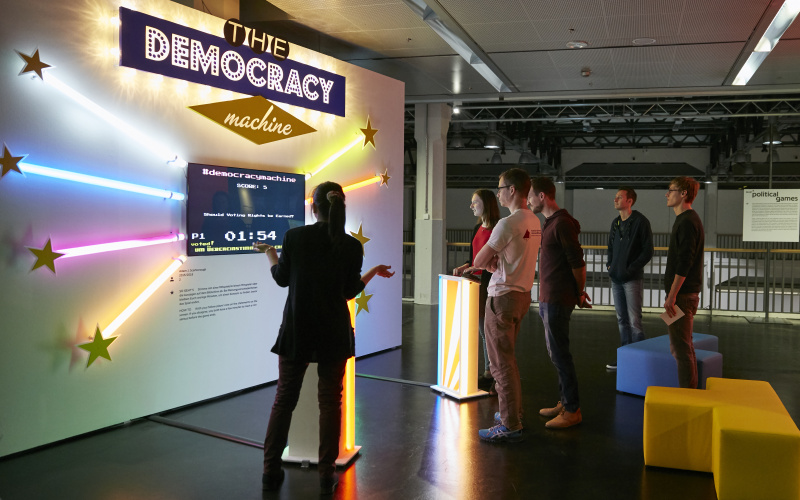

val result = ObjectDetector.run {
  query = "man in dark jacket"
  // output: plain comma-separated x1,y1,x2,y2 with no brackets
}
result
606,187,654,370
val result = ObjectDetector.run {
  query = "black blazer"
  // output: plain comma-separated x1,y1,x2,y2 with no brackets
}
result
270,222,365,362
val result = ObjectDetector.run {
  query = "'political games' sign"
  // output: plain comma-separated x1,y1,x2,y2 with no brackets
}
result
119,7,346,117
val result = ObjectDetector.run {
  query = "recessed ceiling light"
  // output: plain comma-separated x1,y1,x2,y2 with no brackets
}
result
566,41,589,49
632,37,656,45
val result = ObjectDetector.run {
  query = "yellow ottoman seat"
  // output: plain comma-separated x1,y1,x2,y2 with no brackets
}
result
644,377,800,500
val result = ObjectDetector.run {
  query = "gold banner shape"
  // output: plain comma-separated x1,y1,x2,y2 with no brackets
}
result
190,96,316,145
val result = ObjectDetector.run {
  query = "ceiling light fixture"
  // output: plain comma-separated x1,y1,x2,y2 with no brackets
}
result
732,0,800,85
402,0,511,92
566,41,589,49
484,123,501,149
490,151,503,164
518,140,536,164
632,37,657,45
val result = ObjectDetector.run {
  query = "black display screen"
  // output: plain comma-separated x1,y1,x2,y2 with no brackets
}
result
186,163,305,256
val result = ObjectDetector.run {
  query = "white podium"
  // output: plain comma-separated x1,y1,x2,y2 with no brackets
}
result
282,300,360,466
431,275,489,400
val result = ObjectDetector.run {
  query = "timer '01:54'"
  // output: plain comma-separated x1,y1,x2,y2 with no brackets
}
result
189,231,277,241
225,230,277,241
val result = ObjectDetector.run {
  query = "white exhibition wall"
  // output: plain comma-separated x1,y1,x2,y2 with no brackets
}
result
0,0,403,457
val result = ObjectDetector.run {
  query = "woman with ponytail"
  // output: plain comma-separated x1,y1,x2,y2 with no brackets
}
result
255,181,394,494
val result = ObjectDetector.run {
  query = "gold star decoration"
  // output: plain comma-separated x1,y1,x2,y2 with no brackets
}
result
354,290,373,316
1,144,25,177
77,325,118,367
360,117,378,149
379,168,391,187
16,49,51,80
27,238,64,273
350,223,370,256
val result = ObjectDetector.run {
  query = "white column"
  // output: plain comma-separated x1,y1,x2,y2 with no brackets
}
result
413,103,451,305
704,181,718,247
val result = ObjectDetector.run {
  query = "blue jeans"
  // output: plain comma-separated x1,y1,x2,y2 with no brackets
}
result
538,302,579,412
611,279,645,347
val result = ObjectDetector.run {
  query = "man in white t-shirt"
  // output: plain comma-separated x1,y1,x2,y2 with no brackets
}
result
472,168,542,443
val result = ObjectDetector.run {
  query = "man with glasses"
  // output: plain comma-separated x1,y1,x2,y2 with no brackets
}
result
528,176,591,429
472,168,541,443
664,177,704,388
606,186,654,370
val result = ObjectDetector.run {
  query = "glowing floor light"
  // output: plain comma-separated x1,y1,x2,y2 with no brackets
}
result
305,175,381,205
306,136,363,179
59,234,185,258
19,162,185,200
103,255,187,337
44,74,187,166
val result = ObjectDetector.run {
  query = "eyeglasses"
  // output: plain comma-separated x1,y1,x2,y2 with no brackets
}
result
497,185,512,193
667,189,682,193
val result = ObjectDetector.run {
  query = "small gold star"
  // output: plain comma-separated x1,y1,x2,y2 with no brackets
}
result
379,168,391,187
350,223,370,256
77,325,117,367
354,290,373,316
16,49,51,80
1,145,25,177
360,117,378,149
27,238,64,273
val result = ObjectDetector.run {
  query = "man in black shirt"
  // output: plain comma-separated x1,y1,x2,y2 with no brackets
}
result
664,176,704,389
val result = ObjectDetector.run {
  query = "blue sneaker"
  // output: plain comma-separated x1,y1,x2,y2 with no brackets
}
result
478,424,523,443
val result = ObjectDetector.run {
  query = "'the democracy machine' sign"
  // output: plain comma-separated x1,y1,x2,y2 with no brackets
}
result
119,7,346,116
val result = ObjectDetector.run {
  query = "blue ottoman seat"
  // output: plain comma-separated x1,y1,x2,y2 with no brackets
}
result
616,333,723,396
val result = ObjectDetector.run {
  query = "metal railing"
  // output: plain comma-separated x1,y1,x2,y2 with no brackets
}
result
402,240,800,316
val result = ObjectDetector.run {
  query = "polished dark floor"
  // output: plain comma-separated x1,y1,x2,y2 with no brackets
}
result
1,304,798,499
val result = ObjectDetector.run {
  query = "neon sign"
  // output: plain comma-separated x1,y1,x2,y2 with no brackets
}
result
119,8,346,116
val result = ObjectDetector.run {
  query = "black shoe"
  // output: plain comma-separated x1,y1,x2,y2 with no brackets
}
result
320,473,339,495
262,469,285,491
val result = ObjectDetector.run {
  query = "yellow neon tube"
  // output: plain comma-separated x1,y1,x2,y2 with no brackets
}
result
103,256,186,337
306,136,362,179
344,299,356,450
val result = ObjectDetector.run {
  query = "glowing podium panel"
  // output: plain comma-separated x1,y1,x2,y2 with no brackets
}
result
431,275,489,400
282,300,360,466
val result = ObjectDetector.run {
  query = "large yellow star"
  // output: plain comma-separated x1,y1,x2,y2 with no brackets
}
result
350,223,370,256
360,117,378,149
379,168,391,187
1,145,25,177
77,326,118,367
27,238,64,273
16,49,51,80
354,290,373,316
